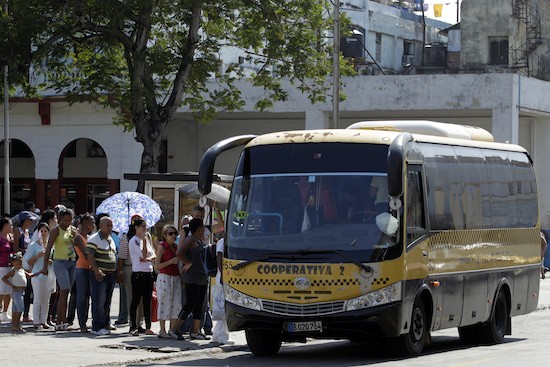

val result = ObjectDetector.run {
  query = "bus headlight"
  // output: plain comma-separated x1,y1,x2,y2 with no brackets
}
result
345,282,402,311
224,283,261,311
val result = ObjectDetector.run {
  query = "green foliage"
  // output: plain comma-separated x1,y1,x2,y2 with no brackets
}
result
3,0,351,115
1,0,354,173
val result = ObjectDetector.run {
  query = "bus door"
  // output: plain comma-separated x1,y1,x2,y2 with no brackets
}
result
405,165,441,328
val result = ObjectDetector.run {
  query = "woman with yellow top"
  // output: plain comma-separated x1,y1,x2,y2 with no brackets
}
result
41,208,77,331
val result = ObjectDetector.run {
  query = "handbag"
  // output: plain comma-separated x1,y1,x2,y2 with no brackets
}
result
151,285,159,322
201,244,218,277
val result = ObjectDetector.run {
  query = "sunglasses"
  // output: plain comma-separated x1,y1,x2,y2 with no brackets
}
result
167,231,177,236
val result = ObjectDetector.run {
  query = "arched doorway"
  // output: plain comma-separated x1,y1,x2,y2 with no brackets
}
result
49,138,119,214
0,139,36,214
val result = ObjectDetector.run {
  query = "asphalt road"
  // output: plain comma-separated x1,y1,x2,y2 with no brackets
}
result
136,309,550,367
1,280,550,367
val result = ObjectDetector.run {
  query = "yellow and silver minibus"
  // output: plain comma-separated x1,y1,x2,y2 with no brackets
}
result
199,120,540,356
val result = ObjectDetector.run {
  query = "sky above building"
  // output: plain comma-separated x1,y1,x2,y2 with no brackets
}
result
422,0,461,24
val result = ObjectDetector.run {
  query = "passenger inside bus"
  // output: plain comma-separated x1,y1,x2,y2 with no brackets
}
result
337,184,368,223
272,178,302,234
369,176,389,213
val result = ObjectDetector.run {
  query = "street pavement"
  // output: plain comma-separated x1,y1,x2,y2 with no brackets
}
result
0,284,248,367
2,280,550,367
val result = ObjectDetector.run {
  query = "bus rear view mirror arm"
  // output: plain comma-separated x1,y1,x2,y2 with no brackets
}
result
199,135,257,195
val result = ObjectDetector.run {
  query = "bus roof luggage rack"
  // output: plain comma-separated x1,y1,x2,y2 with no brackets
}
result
346,120,494,142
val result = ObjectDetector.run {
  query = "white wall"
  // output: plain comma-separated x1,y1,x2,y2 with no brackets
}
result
0,101,142,191
3,74,550,224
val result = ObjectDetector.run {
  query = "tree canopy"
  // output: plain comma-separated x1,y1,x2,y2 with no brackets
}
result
1,0,353,191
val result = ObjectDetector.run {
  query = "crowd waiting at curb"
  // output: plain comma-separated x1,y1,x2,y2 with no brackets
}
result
0,201,234,344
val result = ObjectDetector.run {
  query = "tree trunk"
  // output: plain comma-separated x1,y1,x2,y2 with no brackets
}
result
134,114,165,193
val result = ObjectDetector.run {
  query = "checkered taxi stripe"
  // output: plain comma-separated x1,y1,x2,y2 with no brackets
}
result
228,276,391,302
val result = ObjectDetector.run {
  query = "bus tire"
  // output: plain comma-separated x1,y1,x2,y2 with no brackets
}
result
394,299,427,356
245,329,282,356
479,290,508,344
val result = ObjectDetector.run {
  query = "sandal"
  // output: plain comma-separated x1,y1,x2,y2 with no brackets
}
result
168,330,186,340
55,323,69,331
145,329,156,335
158,331,172,339
190,332,210,340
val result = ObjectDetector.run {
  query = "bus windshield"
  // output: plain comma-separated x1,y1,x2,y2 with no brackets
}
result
226,143,402,263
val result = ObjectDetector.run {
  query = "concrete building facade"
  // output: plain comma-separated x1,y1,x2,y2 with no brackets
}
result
2,0,550,230
461,0,550,80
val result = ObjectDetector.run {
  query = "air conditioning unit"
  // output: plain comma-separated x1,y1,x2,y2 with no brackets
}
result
402,55,415,66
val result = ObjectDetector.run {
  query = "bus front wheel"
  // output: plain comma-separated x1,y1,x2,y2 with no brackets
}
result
394,299,428,356
245,329,282,356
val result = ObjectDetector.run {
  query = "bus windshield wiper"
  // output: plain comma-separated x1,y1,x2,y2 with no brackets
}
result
285,249,373,274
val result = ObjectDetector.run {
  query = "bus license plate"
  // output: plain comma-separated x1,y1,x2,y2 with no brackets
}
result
287,321,322,333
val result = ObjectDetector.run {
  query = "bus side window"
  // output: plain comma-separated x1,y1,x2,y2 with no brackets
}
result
406,168,426,246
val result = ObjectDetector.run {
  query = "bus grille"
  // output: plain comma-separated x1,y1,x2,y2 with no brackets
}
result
261,299,345,316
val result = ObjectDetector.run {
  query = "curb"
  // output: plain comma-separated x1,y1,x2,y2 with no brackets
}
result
85,344,249,367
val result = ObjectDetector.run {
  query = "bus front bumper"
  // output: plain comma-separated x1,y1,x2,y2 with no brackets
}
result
225,301,403,341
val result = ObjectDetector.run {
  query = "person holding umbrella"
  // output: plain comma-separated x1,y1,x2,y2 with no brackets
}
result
128,216,156,336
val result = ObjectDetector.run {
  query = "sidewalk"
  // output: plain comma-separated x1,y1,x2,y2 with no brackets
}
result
2,280,550,367
0,285,248,367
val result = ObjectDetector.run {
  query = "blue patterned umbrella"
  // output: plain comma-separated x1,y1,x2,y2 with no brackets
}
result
95,191,162,233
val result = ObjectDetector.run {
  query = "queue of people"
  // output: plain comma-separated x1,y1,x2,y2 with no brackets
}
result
0,201,230,343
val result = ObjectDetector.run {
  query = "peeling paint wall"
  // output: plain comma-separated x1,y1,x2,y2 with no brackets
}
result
461,0,518,70
460,0,550,80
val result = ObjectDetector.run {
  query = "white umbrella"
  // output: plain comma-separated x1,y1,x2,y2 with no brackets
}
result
178,183,230,209
95,191,163,233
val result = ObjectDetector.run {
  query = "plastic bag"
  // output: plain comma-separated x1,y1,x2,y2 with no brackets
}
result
375,212,399,236
22,250,32,272
211,282,225,321
47,263,56,294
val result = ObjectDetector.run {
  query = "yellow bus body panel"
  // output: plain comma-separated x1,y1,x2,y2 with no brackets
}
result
224,258,405,304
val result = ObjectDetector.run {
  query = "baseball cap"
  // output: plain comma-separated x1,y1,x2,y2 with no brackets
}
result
18,210,39,223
